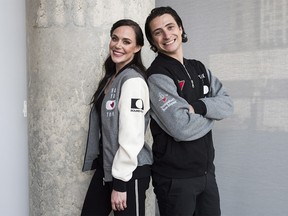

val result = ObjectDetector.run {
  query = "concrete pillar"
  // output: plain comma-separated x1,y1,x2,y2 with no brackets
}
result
27,0,155,215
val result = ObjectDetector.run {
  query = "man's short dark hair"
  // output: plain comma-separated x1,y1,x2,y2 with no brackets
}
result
145,6,188,52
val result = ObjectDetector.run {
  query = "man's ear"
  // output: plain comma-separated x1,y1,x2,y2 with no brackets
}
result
179,26,183,33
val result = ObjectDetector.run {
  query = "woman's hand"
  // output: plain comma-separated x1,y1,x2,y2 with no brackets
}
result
111,189,127,211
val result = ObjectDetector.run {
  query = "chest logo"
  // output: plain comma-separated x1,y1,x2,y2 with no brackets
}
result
178,80,185,91
106,100,116,110
203,85,209,95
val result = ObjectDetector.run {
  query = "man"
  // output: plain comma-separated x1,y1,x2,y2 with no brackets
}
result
145,6,234,216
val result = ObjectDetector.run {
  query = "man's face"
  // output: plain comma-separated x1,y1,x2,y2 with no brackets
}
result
149,13,183,58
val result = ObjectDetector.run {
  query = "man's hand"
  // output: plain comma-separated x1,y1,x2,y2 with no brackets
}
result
189,104,195,113
111,189,127,211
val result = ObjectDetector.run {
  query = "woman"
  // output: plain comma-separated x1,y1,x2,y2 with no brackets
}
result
81,19,152,216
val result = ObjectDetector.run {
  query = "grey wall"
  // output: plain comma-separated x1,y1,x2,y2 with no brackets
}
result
26,0,155,215
156,0,288,215
0,0,29,216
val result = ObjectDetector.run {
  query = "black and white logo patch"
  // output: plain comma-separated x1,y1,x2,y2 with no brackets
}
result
131,98,144,112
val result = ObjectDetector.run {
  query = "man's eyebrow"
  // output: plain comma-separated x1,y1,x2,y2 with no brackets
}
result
152,22,175,33
152,28,161,34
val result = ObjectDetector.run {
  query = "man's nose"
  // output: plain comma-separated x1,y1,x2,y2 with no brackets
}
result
162,30,170,39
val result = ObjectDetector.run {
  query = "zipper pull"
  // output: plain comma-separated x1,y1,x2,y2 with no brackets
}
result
191,80,194,88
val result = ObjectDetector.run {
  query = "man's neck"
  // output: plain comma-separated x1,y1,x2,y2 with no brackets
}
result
160,46,184,64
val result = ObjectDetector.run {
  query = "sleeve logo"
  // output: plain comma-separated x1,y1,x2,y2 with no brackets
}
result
158,92,177,112
158,92,167,103
106,100,116,110
131,98,144,113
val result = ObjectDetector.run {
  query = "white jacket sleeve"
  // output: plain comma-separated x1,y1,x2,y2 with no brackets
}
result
112,77,150,182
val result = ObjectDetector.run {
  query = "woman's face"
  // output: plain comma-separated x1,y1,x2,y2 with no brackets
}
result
109,26,141,73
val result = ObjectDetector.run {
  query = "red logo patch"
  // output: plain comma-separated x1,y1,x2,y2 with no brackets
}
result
178,80,185,91
158,93,167,103
106,100,116,110
110,101,114,108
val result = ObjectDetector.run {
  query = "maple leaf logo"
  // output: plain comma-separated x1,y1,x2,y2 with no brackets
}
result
178,80,185,91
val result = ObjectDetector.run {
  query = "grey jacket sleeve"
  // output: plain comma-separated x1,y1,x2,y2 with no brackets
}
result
200,69,234,120
148,74,214,141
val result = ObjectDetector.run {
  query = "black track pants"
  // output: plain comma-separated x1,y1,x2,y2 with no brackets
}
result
153,172,221,216
81,168,150,216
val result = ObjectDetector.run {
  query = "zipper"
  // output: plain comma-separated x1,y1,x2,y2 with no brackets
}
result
183,65,195,88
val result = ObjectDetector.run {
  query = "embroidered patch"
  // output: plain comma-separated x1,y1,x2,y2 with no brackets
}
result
158,92,177,112
106,100,116,110
178,80,185,91
198,73,205,79
110,88,117,99
158,92,167,103
131,98,144,112
203,85,209,95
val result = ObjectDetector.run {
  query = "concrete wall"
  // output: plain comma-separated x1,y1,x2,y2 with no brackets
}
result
26,0,155,215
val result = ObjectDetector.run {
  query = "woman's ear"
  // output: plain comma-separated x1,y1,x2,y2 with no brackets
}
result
134,45,141,53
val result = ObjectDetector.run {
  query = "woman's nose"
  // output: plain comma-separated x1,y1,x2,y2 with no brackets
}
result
115,41,122,48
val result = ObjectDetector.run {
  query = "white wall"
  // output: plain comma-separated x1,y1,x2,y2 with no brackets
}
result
0,1,29,216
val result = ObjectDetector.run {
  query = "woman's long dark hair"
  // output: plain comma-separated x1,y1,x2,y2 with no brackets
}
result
91,19,146,106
